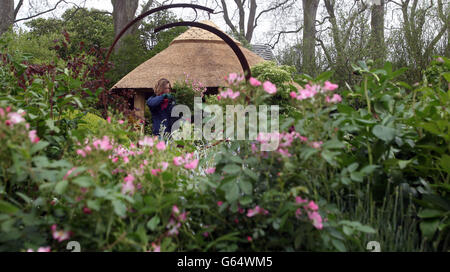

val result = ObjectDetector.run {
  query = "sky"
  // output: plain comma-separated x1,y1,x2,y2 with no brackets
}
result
14,0,301,55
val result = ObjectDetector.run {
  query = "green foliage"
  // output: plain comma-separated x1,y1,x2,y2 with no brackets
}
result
251,61,298,116
172,75,206,113
25,7,114,55
1,30,60,64
1,29,449,251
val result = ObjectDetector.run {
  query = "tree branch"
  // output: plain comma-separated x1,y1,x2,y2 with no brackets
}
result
221,0,238,34
254,0,291,27
14,0,24,20
246,0,257,41
269,26,303,49
14,0,66,23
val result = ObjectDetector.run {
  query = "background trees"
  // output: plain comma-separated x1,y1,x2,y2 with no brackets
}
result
0,0,448,88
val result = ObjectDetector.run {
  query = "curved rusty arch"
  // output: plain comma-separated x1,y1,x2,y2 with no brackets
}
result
101,4,252,116
104,4,214,66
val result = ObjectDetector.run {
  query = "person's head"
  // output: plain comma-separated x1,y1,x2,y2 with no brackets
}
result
154,78,172,96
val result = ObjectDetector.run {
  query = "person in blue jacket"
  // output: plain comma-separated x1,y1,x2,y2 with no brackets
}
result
146,78,178,137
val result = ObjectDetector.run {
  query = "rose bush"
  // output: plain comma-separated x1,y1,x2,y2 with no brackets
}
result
0,38,448,251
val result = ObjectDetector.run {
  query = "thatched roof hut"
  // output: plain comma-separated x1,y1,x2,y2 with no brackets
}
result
111,20,266,118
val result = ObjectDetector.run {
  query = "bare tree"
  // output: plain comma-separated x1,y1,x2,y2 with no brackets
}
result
319,0,369,82
391,0,449,74
302,0,320,76
213,0,297,43
370,0,385,64
111,0,156,52
0,0,72,36
0,0,15,36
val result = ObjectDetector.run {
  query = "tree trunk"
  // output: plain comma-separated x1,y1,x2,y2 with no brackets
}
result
302,0,320,76
111,0,139,52
446,23,450,58
370,0,385,65
0,0,15,36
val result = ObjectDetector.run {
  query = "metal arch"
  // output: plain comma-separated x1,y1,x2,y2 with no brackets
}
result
101,3,252,116
104,4,214,66
154,22,252,80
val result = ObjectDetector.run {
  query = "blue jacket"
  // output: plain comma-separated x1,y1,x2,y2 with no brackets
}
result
146,95,178,136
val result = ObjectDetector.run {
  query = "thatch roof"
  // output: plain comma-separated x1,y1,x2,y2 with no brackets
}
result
112,20,266,91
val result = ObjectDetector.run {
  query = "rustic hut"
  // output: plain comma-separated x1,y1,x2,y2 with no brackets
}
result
111,20,266,119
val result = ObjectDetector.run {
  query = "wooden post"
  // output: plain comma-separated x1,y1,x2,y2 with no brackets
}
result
134,92,146,120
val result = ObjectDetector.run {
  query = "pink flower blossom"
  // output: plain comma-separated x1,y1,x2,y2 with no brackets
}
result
308,211,323,229
63,167,78,180
296,86,318,100
123,156,129,164
156,141,166,151
160,162,169,171
263,81,277,94
306,201,319,211
124,174,135,183
323,81,339,91
295,196,308,204
217,201,223,207
27,247,51,252
112,157,119,163
172,205,180,215
150,242,161,252
277,148,291,157
76,149,86,157
0,108,4,117
247,206,269,217
206,168,216,174
173,156,184,166
229,91,240,99
118,120,124,125
151,169,161,176
178,212,187,222
122,175,135,195
184,159,199,170
220,88,240,100
168,227,179,236
310,141,323,149
28,130,40,143
247,236,252,242
299,136,308,142
7,112,25,124
51,224,71,242
326,94,342,103
92,136,113,151
227,73,238,84
249,77,261,87
107,116,111,123
290,91,298,99
139,136,155,147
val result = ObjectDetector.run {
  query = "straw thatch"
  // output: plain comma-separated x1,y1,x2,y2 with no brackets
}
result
112,20,266,91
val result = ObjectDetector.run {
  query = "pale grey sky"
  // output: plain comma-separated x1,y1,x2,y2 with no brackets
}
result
14,0,302,55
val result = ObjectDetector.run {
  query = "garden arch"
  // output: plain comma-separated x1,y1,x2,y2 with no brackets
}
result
101,4,252,117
